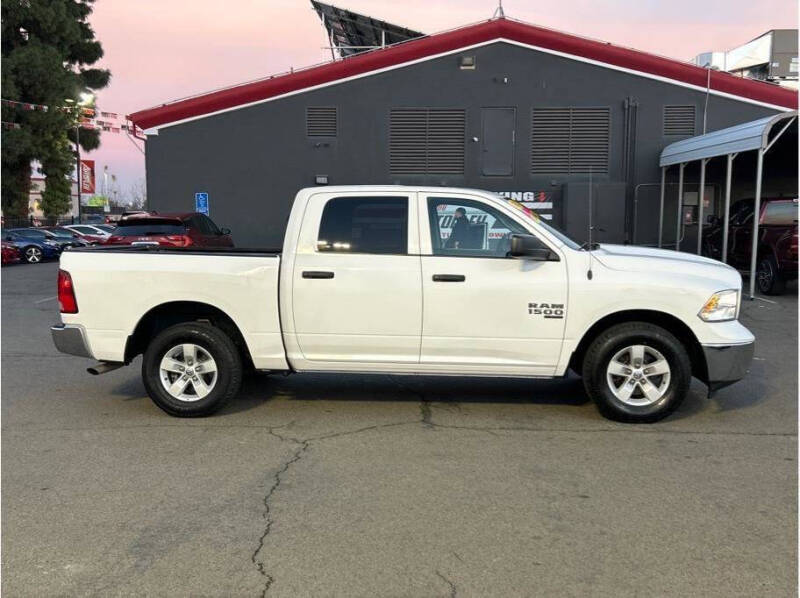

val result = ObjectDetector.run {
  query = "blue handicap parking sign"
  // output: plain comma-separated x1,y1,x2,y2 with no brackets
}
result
195,192,209,215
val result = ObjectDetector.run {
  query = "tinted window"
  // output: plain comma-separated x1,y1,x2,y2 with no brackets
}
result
115,220,186,236
48,229,74,238
15,229,47,239
427,197,534,258
731,200,754,226
763,201,798,226
318,197,408,254
201,215,220,235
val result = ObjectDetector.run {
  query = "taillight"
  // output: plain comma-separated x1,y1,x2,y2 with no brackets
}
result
58,269,78,313
164,235,193,247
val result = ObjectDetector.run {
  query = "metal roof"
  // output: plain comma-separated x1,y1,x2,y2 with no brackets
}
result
129,18,798,131
659,110,798,166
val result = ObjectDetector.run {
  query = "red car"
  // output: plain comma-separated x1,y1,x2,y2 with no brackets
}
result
1,241,21,265
704,197,798,295
103,213,233,247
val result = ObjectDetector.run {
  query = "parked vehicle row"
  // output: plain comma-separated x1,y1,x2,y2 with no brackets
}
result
2,213,233,265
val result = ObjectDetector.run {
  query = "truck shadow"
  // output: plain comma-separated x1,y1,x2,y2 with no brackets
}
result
229,372,592,415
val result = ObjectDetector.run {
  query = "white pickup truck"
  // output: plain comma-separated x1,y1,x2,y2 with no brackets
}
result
52,186,754,422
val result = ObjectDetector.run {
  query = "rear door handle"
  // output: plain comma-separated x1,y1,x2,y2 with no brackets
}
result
302,271,334,279
432,274,465,282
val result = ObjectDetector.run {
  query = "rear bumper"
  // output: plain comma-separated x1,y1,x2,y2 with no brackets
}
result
51,324,93,358
702,342,754,392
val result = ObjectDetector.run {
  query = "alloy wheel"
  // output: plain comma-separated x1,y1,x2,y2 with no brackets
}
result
606,344,671,406
159,343,218,402
25,247,42,263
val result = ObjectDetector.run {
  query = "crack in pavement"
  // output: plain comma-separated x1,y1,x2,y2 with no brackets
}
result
384,375,434,429
251,427,309,597
436,570,458,598
244,383,794,594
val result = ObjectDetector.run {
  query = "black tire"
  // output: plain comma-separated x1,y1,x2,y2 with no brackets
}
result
582,322,691,423
756,255,785,295
23,246,42,264
142,322,243,417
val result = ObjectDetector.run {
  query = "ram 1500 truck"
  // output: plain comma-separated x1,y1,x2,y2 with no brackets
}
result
52,186,755,423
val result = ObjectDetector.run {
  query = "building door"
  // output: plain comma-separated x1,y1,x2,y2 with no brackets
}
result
481,108,516,176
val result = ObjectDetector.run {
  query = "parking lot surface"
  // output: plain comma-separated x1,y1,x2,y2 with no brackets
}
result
2,262,797,597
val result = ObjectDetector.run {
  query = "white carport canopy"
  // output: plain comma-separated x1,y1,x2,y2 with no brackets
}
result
657,110,797,298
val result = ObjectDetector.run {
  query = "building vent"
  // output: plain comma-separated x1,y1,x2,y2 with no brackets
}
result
531,107,610,175
390,108,465,175
307,106,337,137
663,105,696,136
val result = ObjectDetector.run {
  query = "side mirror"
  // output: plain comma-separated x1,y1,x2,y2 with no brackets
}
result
509,234,558,261
219,227,231,235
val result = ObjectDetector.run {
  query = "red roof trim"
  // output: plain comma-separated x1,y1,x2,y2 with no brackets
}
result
130,19,798,130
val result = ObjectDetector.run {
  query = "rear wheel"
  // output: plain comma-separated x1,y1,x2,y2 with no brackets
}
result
756,255,785,295
23,246,42,264
142,322,242,417
582,322,691,423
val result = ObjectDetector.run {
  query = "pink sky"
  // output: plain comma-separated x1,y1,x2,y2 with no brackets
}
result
87,0,798,202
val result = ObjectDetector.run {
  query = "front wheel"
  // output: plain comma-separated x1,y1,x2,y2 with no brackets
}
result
582,322,691,423
23,246,42,263
142,322,243,417
756,255,785,295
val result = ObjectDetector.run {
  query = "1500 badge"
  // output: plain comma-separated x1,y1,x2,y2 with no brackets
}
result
528,302,565,319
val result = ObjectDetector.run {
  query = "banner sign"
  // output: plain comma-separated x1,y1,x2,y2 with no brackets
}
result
80,160,96,194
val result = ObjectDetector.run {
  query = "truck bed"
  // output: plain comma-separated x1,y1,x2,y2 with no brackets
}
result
59,247,289,371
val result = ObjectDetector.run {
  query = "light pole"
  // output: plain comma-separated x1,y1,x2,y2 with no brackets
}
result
66,92,94,223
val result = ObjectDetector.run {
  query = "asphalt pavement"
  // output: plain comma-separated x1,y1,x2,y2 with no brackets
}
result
1,261,797,597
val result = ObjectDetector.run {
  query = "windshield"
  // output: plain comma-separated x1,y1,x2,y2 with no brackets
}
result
502,197,582,250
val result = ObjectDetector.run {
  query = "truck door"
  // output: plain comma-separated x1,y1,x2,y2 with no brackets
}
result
290,192,422,364
419,193,567,375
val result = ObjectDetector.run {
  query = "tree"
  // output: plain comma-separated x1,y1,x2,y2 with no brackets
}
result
1,1,110,218
127,178,147,210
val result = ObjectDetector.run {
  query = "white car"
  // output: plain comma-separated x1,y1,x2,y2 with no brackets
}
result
52,186,754,422
63,224,112,239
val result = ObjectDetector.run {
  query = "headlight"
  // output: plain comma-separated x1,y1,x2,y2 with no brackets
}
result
698,289,739,322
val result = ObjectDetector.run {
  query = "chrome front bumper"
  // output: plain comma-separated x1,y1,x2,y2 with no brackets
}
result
702,342,755,392
51,324,93,359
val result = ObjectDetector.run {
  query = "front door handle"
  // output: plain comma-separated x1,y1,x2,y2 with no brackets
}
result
302,271,334,279
432,274,465,282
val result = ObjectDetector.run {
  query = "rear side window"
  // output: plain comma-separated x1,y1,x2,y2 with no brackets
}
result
115,220,186,236
317,197,408,254
763,201,798,226
197,215,220,235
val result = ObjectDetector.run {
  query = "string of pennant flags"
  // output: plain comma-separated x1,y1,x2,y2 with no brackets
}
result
1,98,144,136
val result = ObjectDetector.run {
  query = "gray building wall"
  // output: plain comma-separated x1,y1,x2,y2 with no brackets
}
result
145,42,780,248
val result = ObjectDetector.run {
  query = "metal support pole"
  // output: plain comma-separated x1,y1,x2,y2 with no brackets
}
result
75,125,81,224
675,163,685,250
696,158,708,254
658,166,666,248
748,149,764,299
722,153,736,263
